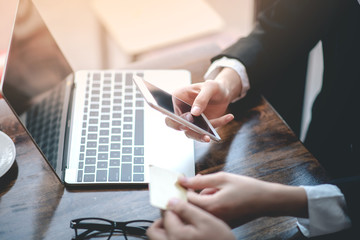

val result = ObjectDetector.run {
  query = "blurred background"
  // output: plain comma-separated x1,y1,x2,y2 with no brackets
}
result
0,0,322,141
0,0,254,70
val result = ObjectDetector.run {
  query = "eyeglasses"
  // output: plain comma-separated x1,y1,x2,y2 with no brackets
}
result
70,217,154,240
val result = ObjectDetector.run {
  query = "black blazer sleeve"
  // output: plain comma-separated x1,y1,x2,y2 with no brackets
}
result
331,176,360,228
212,0,348,91
211,0,360,230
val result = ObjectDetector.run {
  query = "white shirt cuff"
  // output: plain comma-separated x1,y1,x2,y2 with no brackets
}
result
204,57,250,102
297,184,352,237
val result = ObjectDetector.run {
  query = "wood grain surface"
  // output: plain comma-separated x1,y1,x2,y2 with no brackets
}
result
0,54,331,240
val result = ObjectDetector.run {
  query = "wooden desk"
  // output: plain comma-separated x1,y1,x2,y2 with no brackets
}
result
0,58,329,240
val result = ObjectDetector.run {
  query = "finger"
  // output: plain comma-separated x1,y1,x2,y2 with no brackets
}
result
162,209,189,237
187,190,214,209
178,172,226,190
165,117,188,131
172,84,201,101
146,219,167,240
191,80,218,116
167,198,213,225
165,118,209,142
153,218,164,228
184,130,210,142
200,188,219,195
209,114,234,128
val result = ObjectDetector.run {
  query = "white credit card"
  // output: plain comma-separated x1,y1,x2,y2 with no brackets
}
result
148,165,187,210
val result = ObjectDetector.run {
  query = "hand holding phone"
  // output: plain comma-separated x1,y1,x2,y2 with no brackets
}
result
133,75,221,142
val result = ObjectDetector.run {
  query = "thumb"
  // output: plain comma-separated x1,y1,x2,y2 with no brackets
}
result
209,114,234,128
167,198,212,225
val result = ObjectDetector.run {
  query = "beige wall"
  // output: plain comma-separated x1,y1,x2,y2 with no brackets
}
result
1,0,254,70
0,0,18,52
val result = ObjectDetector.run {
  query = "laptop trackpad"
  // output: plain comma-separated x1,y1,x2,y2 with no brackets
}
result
144,105,195,178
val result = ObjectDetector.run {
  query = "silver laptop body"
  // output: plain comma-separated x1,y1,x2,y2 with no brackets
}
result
0,0,195,186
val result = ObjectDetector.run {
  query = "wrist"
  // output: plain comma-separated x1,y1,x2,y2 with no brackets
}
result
214,67,243,103
265,183,308,218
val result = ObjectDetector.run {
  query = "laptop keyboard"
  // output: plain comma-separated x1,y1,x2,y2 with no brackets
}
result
77,71,145,183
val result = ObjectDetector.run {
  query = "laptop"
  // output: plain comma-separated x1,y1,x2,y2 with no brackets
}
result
0,0,195,185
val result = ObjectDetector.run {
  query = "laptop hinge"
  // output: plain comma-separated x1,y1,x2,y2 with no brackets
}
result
61,74,76,181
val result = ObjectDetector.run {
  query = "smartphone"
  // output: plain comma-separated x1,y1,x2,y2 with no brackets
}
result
133,75,221,142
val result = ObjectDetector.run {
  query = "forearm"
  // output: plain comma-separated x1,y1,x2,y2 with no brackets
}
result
204,57,250,102
264,182,352,237
265,183,308,218
214,68,243,103
297,184,352,237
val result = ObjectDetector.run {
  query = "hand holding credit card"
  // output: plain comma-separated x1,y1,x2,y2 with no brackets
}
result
149,165,187,210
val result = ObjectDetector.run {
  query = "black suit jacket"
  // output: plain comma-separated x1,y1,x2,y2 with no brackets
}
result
212,0,360,229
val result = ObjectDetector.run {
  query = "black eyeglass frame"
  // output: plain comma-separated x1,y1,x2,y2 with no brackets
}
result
70,217,153,240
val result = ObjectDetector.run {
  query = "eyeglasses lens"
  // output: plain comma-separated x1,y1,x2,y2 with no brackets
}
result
72,218,115,240
123,221,152,240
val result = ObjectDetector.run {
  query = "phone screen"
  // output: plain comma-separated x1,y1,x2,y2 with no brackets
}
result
142,80,217,137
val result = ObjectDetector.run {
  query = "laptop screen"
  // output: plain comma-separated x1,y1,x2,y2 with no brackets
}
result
1,0,73,174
